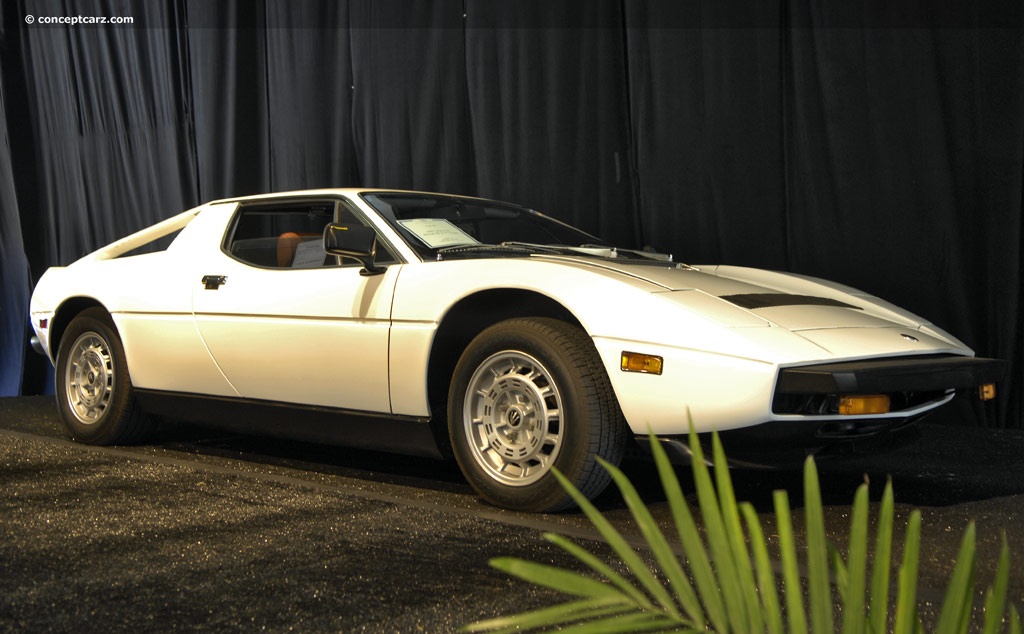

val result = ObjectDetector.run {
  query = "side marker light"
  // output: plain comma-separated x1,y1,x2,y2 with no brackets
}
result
620,352,663,375
979,383,996,401
838,395,890,415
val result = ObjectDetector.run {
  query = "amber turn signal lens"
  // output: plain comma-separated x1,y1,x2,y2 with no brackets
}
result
838,395,890,415
979,383,997,401
620,352,663,375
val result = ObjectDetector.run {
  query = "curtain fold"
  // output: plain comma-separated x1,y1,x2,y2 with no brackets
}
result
185,0,268,200
19,0,199,266
0,75,31,397
347,0,476,195
465,0,638,241
264,0,359,191
624,1,788,267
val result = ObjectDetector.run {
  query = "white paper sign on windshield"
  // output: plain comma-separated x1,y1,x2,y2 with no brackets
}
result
399,218,479,249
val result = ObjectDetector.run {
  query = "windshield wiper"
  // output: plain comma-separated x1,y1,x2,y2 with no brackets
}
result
572,243,695,268
434,242,557,260
496,241,568,254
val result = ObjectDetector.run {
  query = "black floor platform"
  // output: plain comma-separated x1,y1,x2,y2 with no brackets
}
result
1,396,1022,631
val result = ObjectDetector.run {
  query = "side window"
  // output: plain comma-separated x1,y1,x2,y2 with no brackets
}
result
226,202,336,269
225,199,399,269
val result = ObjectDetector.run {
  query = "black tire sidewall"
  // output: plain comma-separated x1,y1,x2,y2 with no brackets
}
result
448,318,615,512
55,308,138,445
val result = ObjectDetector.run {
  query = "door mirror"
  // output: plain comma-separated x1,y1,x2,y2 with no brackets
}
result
323,223,385,276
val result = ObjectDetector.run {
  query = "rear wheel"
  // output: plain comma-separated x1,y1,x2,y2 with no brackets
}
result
55,308,152,445
448,318,628,512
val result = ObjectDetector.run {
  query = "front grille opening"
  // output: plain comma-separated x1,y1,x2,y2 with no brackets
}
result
772,390,949,416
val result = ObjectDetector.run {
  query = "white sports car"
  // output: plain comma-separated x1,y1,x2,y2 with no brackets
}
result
29,189,1004,511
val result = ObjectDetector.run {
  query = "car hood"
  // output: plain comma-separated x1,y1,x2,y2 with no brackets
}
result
538,255,970,355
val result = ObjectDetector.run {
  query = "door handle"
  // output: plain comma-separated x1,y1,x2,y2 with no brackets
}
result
201,275,227,290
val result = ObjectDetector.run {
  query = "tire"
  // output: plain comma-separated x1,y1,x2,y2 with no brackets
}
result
55,307,153,445
448,318,628,512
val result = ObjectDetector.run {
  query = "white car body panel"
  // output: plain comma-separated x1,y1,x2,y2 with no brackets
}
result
190,242,399,411
32,256,229,395
592,336,777,433
29,188,1000,447
383,252,973,434
387,319,438,416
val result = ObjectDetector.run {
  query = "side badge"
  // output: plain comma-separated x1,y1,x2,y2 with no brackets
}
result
900,333,920,343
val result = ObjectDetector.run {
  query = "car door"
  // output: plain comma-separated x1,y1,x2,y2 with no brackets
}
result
191,197,400,414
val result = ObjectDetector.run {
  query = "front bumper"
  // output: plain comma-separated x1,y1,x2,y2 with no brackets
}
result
775,354,1006,394
644,354,1006,468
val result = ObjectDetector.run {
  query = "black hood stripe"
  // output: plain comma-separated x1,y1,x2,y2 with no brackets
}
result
722,293,861,310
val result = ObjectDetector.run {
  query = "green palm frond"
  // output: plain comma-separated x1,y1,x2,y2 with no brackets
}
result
463,425,1021,634
651,429,728,630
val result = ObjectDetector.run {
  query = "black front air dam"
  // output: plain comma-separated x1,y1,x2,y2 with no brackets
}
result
775,354,1006,395
643,418,923,469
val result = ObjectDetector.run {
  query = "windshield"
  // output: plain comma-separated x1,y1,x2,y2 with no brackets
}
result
361,192,607,260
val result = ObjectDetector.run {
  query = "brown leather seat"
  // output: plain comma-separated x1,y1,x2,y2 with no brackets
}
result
276,232,304,267
277,232,321,267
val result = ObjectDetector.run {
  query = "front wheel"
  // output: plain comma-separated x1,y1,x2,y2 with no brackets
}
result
448,318,628,512
55,307,153,445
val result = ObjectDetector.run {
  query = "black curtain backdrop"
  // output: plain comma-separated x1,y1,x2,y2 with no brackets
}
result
465,1,637,241
0,54,31,397
1,0,1020,430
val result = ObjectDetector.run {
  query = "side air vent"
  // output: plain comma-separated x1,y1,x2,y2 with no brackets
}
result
721,293,861,310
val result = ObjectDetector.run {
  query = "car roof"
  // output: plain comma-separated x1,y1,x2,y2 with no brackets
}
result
209,188,510,207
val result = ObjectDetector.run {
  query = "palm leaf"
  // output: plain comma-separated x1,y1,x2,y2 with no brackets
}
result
551,468,681,619
841,484,871,634
543,533,654,609
1010,605,1022,634
868,481,895,633
489,557,632,600
687,429,750,632
803,456,834,634
773,489,808,634
549,611,694,634
711,433,763,632
893,511,922,633
600,456,704,625
936,523,977,634
741,501,784,634
832,545,849,604
649,430,729,630
982,536,1010,634
462,596,634,633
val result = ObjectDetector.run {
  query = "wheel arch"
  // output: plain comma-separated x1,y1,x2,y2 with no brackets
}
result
425,288,585,455
49,297,109,363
